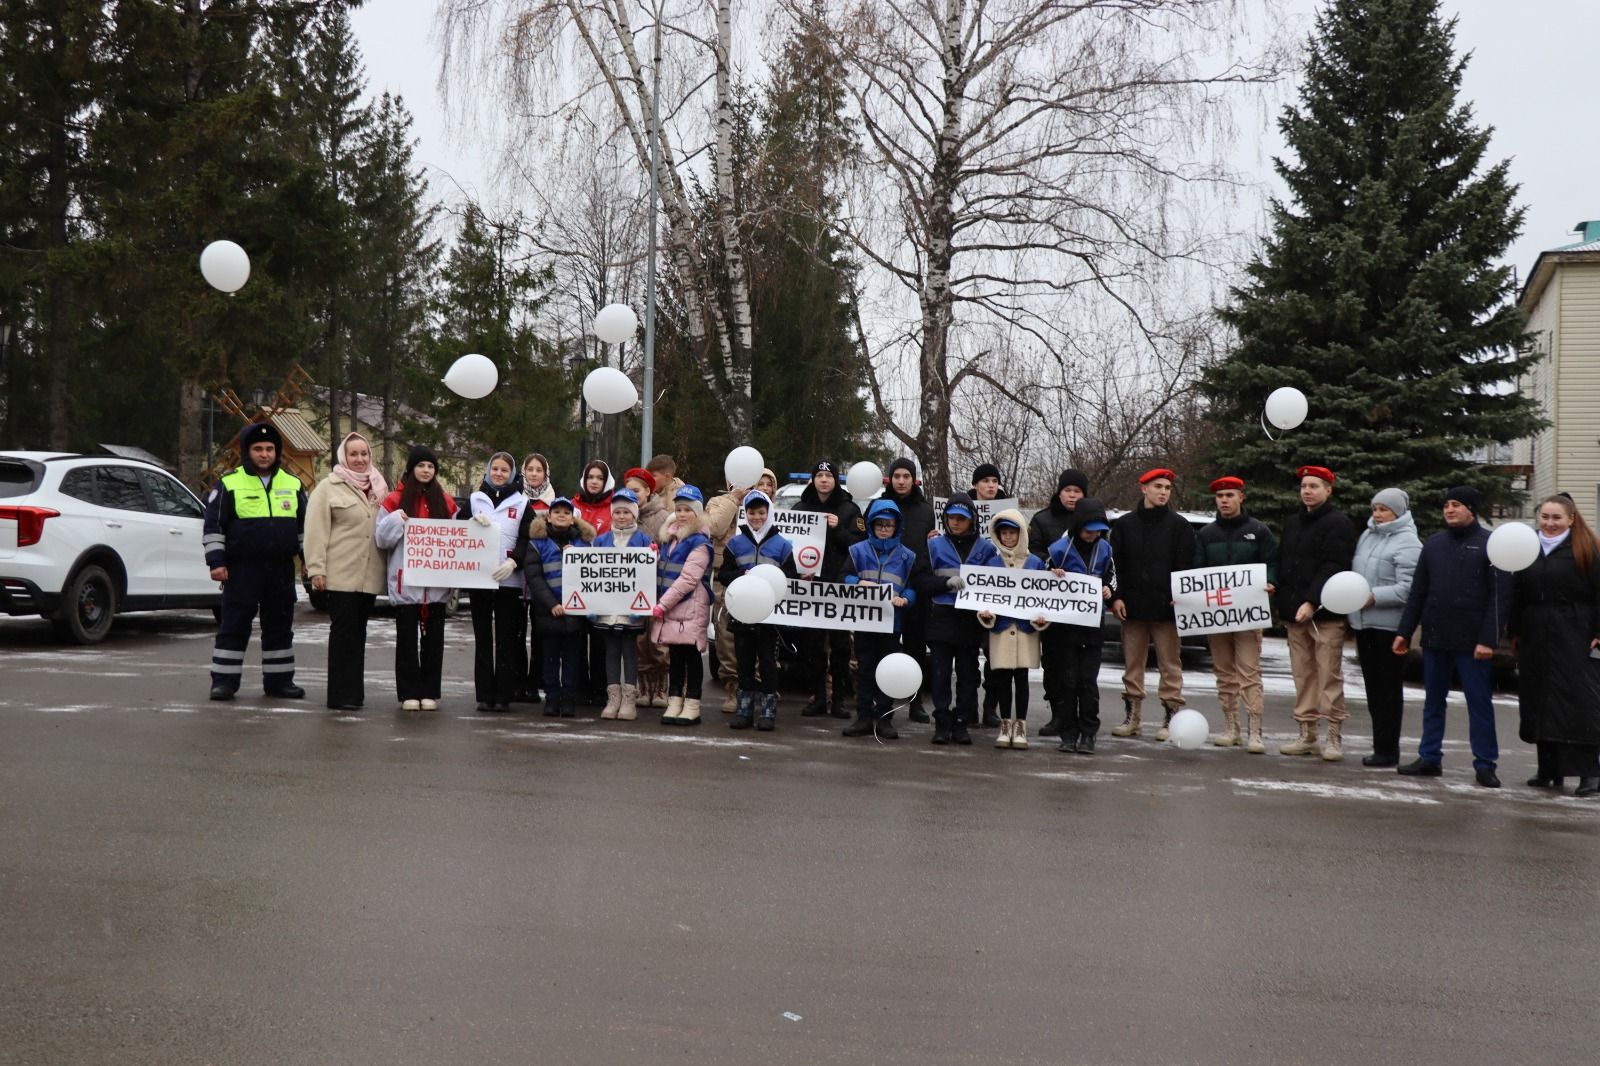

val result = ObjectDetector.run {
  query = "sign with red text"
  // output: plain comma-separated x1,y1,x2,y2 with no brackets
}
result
1171,564,1271,636
738,508,828,577
932,497,1019,541
561,547,657,615
401,518,501,590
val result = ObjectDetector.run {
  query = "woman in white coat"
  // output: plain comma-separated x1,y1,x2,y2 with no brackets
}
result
468,451,526,712
1346,487,1422,766
303,432,387,710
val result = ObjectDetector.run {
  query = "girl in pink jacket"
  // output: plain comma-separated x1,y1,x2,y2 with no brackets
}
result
652,485,714,726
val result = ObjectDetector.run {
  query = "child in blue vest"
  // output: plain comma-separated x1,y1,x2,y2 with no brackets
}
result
843,498,925,739
519,497,594,717
915,492,1001,745
591,488,656,721
1044,498,1117,754
976,509,1050,750
716,490,796,730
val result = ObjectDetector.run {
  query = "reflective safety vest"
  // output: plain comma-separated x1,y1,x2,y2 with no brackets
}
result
658,531,713,599
846,539,916,598
533,531,591,601
205,466,304,565
927,534,1000,606
724,528,793,575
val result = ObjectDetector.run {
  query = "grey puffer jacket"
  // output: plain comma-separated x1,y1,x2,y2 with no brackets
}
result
1346,511,1422,632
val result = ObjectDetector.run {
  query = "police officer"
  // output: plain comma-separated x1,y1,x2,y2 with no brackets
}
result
204,423,308,701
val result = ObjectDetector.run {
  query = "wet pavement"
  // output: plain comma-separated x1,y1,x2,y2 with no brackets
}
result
2,607,1597,1065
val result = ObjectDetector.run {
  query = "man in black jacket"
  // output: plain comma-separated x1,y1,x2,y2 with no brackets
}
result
1030,468,1088,735
1393,486,1511,788
1192,476,1278,752
1274,465,1358,761
794,459,866,718
1109,468,1196,740
886,457,937,721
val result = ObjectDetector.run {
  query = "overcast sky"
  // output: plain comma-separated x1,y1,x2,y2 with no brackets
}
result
351,0,1597,285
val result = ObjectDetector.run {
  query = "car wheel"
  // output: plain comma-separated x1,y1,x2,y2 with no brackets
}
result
55,564,117,644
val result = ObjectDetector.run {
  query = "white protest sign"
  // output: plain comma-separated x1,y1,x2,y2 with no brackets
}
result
768,578,894,633
739,508,829,576
401,518,501,590
561,546,657,614
932,497,1020,540
1171,564,1271,636
954,564,1102,627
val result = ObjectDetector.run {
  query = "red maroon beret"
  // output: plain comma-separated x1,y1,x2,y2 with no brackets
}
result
1209,476,1245,493
1139,468,1176,485
1297,465,1335,485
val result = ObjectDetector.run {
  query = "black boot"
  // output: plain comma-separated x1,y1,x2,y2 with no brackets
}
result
542,699,561,717
908,701,930,724
931,714,952,745
1076,732,1096,755
800,692,827,717
209,685,235,702
842,710,875,737
876,710,899,740
981,708,1001,729
829,698,852,720
561,698,577,718
1577,777,1600,797
1057,732,1076,753
266,683,306,699
952,719,973,746
1039,705,1062,738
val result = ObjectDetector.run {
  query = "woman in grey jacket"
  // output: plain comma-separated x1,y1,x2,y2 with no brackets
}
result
1346,488,1422,766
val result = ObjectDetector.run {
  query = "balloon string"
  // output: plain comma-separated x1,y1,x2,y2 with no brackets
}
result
1259,411,1277,441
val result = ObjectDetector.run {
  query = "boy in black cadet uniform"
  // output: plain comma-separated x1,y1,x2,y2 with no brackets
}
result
204,422,308,701
793,459,865,718
884,457,937,722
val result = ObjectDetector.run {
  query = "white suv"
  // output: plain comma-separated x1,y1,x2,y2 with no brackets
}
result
0,452,220,643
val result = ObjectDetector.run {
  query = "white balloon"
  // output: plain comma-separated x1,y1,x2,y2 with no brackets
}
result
593,304,639,345
1320,570,1372,615
752,561,789,601
442,353,498,399
583,366,639,414
724,446,764,489
725,573,777,625
1264,386,1308,430
199,240,250,293
1486,522,1539,572
845,460,883,501
1167,708,1209,750
875,652,923,700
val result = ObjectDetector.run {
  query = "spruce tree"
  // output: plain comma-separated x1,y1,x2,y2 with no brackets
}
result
1203,0,1540,523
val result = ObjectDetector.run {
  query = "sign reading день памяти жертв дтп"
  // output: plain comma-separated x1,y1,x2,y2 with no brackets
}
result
400,518,502,590
560,547,657,615
1170,564,1272,636
954,564,1103,627
768,578,895,633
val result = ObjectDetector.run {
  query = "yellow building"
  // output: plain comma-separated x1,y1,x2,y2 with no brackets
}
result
1513,220,1600,518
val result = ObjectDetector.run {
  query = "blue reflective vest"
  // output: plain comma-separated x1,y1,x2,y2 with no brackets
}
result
595,528,655,551
532,529,592,603
928,535,1000,606
658,530,713,600
724,528,794,575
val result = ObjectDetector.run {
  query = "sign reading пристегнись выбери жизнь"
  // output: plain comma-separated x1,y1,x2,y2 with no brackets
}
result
559,546,657,615
954,565,1102,626
1170,564,1271,636
400,518,501,589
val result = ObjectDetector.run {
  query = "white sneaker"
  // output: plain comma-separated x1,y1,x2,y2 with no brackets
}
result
419,699,438,712
401,699,421,712
1012,721,1029,750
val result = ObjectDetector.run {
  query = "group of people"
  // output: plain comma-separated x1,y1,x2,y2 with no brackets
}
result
201,423,1600,797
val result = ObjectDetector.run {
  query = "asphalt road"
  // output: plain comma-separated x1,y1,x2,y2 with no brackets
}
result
2,606,1597,1065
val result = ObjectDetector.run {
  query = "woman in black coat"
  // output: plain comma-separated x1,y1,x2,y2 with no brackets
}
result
1511,494,1600,796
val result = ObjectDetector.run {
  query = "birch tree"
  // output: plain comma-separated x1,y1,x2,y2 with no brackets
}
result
796,0,1279,492
437,0,758,440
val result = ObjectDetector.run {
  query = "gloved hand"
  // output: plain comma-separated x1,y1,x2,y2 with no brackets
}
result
490,559,516,582
946,575,965,592
651,604,667,621
473,512,493,527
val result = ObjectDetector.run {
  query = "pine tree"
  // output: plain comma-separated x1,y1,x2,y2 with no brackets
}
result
1203,0,1540,523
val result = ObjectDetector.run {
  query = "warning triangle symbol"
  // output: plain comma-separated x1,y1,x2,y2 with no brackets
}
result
630,590,652,612
565,591,586,610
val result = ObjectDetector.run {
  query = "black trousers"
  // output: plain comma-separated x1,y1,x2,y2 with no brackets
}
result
210,559,296,693
1355,628,1404,759
668,645,704,699
1045,637,1103,735
324,590,375,707
395,602,447,701
1040,625,1071,708
853,631,901,715
543,631,585,701
735,624,780,694
802,627,853,703
991,666,1030,720
928,639,980,723
470,587,525,703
